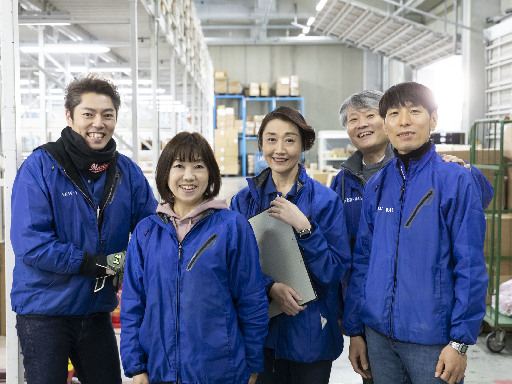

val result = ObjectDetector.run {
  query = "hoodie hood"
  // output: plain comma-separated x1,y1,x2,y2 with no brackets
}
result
156,198,228,242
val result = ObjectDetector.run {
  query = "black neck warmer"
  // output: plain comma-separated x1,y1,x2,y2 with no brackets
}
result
394,140,432,172
61,127,117,180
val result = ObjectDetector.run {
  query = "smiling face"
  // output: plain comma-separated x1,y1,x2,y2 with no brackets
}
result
262,118,303,179
346,106,389,156
168,159,209,216
66,92,116,151
383,103,437,154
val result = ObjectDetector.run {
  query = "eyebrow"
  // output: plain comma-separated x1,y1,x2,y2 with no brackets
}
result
264,131,300,136
80,107,115,113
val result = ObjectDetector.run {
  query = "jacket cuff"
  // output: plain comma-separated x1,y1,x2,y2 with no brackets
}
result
78,253,108,276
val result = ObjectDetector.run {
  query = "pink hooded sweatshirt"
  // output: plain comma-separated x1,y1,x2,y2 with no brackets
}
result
156,198,229,242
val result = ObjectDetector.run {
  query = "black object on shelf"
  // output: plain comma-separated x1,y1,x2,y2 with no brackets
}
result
431,132,465,144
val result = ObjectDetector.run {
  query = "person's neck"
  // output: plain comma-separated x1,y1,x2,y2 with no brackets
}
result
361,144,388,166
173,200,203,218
271,164,299,195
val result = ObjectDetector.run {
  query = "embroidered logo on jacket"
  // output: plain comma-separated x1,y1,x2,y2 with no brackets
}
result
377,206,394,213
90,163,110,173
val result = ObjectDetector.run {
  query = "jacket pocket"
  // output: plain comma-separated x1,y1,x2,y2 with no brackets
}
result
404,188,435,228
186,234,218,271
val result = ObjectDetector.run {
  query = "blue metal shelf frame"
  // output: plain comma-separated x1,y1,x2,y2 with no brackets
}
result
214,95,304,176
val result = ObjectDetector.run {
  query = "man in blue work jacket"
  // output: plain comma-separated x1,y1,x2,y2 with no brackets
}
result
10,74,158,384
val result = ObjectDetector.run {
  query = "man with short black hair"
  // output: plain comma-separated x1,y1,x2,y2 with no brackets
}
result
11,73,158,384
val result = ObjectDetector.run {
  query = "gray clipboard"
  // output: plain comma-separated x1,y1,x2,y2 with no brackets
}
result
249,209,317,318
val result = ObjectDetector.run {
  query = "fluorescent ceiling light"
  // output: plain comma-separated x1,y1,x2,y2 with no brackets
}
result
116,79,153,85
20,44,110,54
54,66,131,73
307,17,315,26
298,33,306,38
316,0,328,12
302,27,310,34
19,22,71,26
122,88,166,94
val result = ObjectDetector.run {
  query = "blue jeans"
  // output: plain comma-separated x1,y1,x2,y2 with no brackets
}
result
365,327,464,384
16,313,122,384
255,348,332,384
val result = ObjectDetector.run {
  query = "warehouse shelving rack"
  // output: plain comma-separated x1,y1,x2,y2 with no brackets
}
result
470,119,512,353
214,95,304,176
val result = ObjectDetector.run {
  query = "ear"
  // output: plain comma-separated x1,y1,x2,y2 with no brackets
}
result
383,119,389,136
65,109,73,126
429,111,438,132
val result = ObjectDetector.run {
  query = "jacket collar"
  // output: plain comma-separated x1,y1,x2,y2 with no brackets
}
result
394,141,437,178
341,142,394,184
247,163,307,204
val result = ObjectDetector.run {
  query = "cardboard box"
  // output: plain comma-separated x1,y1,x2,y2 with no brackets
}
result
217,155,239,175
228,80,242,94
214,70,227,79
290,75,299,96
246,121,256,136
260,82,269,97
484,213,512,258
215,129,238,157
276,76,290,96
249,82,260,97
214,78,228,94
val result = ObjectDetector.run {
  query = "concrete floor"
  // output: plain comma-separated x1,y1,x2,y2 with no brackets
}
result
2,176,510,383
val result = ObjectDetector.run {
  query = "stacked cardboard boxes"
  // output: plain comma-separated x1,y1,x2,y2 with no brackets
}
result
276,76,290,96
215,105,239,175
275,75,299,97
214,70,228,94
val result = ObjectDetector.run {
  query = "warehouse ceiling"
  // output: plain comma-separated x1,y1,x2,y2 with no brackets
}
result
194,0,466,68
16,0,472,82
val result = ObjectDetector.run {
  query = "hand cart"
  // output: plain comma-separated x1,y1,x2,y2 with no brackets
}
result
470,119,512,353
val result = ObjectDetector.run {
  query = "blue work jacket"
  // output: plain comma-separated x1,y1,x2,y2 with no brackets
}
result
120,209,268,384
230,164,351,363
331,142,493,252
343,144,488,345
11,146,157,315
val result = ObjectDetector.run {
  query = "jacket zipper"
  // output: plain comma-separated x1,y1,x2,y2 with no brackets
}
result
404,188,435,228
390,164,406,338
186,234,218,271
96,172,120,251
173,213,212,383
177,243,182,384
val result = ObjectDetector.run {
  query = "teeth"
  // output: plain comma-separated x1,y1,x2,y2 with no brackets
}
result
181,185,196,190
358,131,373,138
89,133,104,139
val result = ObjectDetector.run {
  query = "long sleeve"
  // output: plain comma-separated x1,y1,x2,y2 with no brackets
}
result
228,215,268,373
119,227,148,377
11,156,84,275
446,174,488,344
342,194,373,336
469,165,494,210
